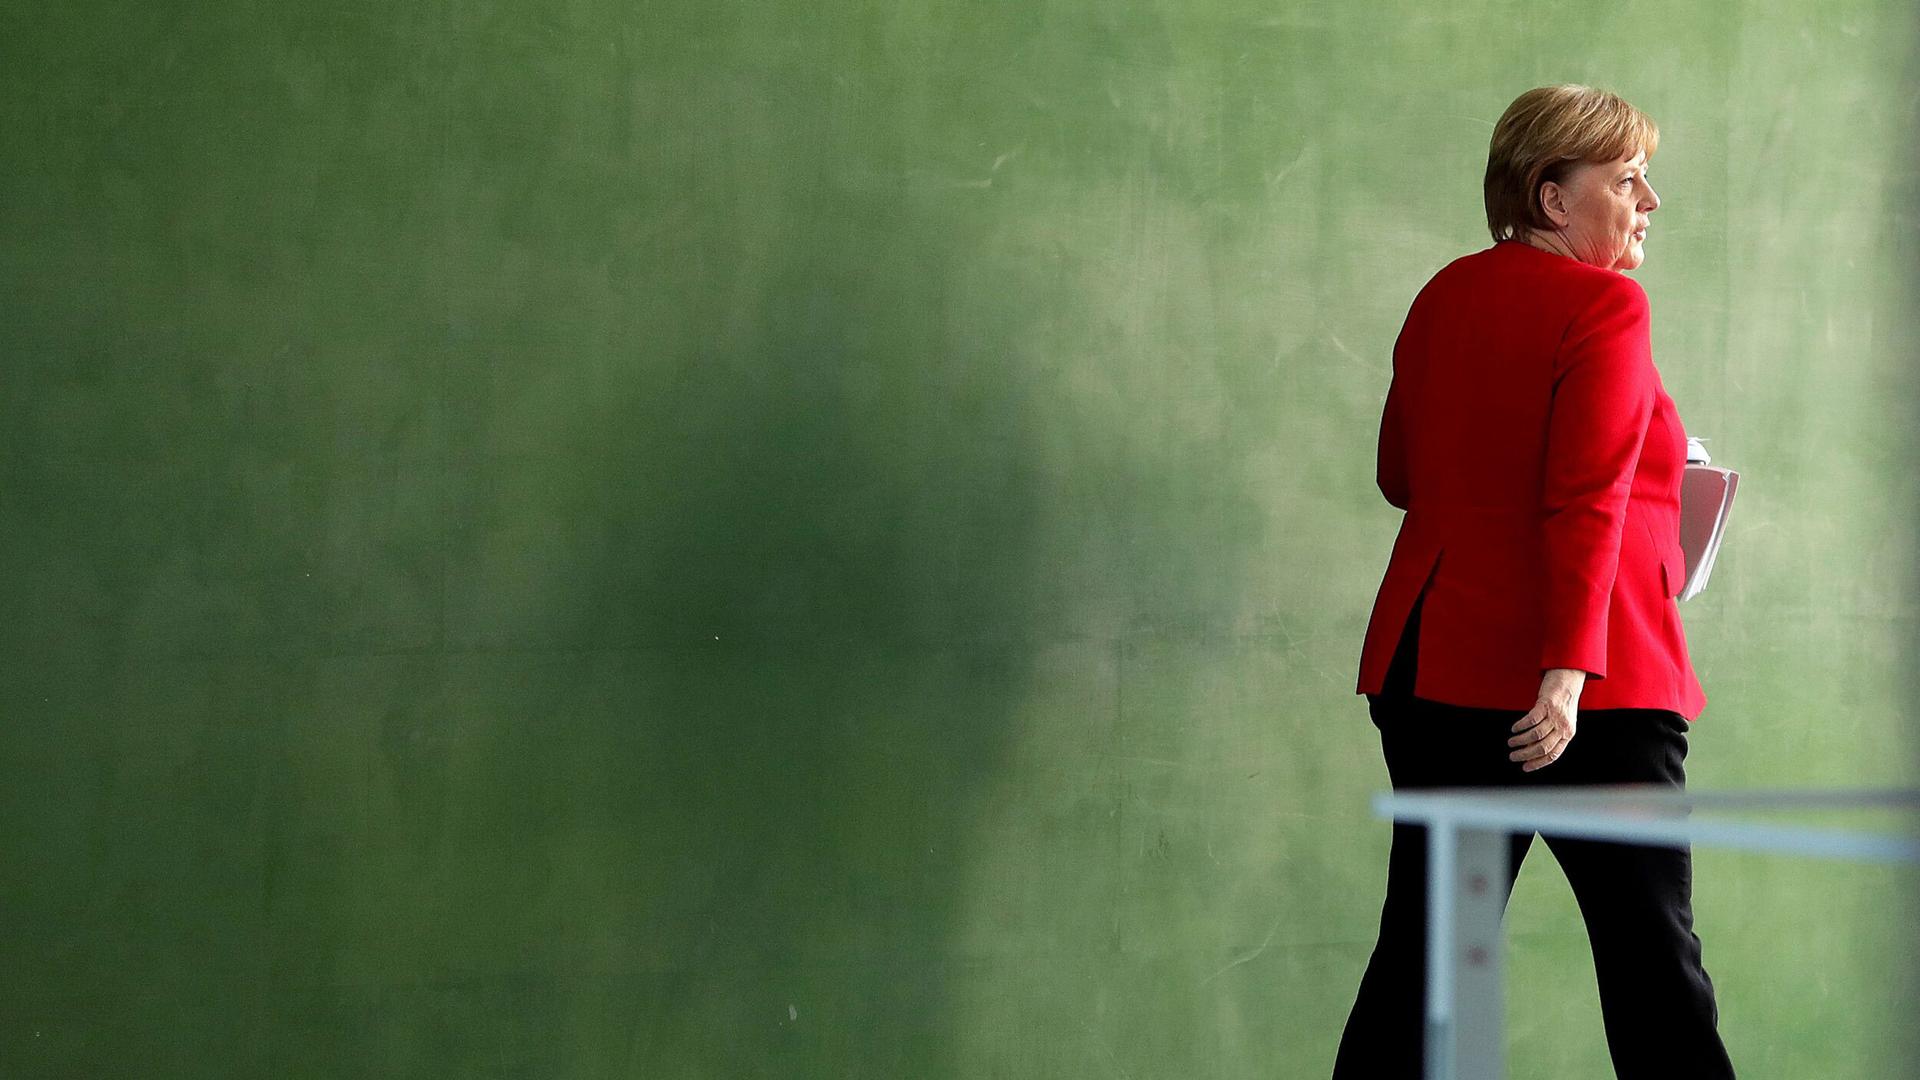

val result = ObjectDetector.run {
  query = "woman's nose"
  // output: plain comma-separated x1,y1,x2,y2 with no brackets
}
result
1642,181,1660,212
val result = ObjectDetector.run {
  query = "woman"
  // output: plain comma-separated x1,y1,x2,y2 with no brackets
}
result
1331,86,1737,1078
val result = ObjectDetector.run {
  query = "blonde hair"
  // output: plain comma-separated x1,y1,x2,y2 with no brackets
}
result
1484,85,1660,242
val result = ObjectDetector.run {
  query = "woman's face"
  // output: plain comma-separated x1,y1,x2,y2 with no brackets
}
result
1537,150,1660,271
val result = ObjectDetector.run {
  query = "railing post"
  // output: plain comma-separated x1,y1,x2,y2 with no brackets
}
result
1452,826,1508,1080
1422,818,1509,1080
1424,817,1455,1080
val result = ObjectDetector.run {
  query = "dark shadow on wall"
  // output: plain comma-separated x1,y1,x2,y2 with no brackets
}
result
423,255,1069,1072
0,11,1074,1074
0,5,1272,1075
416,55,1080,1070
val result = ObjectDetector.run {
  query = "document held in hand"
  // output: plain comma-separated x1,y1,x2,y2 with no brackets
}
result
1678,437,1737,602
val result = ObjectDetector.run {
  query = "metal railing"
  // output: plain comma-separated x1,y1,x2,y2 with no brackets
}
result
1374,786,1920,1080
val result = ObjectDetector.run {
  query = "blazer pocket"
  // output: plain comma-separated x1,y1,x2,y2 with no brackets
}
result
1660,542,1686,597
1644,517,1687,598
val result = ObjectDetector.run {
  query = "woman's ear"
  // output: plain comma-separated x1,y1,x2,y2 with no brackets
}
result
1537,181,1569,229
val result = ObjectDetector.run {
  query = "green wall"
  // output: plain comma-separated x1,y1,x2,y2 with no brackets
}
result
3,2,1916,1076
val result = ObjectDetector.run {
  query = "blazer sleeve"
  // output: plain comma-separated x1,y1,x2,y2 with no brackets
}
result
1539,274,1656,679
1376,320,1414,511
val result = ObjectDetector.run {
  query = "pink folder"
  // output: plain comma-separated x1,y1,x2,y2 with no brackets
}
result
1678,464,1738,602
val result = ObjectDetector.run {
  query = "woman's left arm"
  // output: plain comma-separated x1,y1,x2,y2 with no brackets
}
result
1538,273,1659,681
1376,322,1414,511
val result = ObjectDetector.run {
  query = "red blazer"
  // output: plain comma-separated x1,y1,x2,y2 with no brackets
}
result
1355,239,1707,721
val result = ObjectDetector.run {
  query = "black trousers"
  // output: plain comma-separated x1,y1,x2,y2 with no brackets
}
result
1332,592,1735,1079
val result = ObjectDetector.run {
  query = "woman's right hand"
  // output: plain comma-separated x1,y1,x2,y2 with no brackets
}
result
1509,668,1586,771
